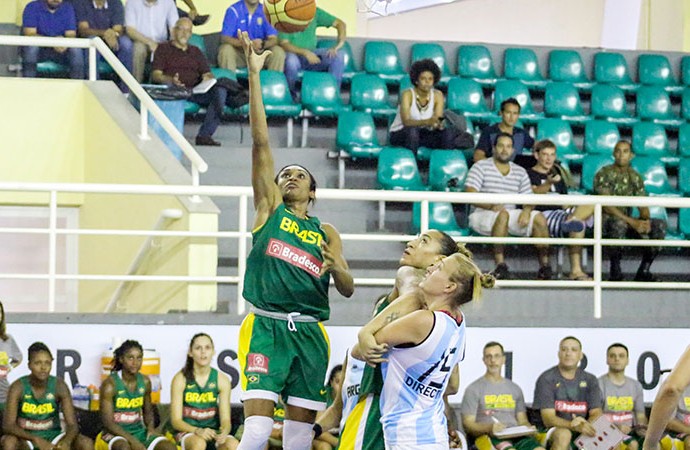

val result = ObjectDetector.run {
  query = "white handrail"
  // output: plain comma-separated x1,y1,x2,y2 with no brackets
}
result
0,35,209,180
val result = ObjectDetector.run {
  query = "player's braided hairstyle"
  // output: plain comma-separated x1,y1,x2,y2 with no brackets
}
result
182,333,214,382
112,340,143,372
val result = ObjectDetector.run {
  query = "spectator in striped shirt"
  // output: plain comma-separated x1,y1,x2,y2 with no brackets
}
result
464,133,551,280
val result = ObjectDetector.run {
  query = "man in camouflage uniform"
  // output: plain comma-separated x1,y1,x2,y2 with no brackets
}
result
593,140,666,282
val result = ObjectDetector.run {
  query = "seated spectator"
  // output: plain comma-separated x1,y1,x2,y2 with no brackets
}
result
598,343,648,450
527,139,594,281
593,140,667,281
312,364,344,450
1,342,93,450
464,133,551,280
279,6,346,98
22,0,85,79
176,0,209,26
73,0,132,89
533,336,603,450
461,341,544,450
151,18,240,146
218,0,285,73
474,98,534,163
389,59,455,154
125,0,178,82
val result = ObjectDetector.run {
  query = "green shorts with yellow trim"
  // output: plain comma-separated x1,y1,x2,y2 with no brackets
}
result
536,428,580,450
476,434,543,450
239,312,330,410
95,429,166,450
337,393,384,450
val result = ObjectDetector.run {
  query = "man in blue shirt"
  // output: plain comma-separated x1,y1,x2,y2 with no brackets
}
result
218,0,285,73
22,0,84,79
474,98,535,164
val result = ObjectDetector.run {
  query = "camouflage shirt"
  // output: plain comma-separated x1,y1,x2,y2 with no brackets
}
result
593,164,646,216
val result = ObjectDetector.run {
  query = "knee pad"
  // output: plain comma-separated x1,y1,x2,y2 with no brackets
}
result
283,420,315,450
237,415,274,450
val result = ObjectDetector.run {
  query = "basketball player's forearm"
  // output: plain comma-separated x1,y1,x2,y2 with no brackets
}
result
316,404,341,431
248,67,269,147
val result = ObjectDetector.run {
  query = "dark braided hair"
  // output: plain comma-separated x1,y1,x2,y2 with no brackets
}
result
112,340,143,372
182,333,214,382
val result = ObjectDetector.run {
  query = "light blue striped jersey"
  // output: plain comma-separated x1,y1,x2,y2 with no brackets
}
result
340,352,365,430
380,311,466,445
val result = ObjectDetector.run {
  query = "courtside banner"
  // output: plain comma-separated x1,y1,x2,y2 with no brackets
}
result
5,324,688,403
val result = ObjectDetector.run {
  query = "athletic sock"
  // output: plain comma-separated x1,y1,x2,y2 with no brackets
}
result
237,415,274,450
283,419,315,450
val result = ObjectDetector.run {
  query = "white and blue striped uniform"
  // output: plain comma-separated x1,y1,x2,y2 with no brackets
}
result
380,311,466,448
340,353,365,431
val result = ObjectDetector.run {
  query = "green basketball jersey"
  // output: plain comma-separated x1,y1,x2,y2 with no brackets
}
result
110,372,147,435
182,368,220,429
243,204,330,320
17,376,61,440
358,297,390,398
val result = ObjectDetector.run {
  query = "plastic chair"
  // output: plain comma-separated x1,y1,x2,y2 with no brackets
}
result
632,122,677,167
678,123,690,158
630,156,679,196
377,147,427,229
316,39,358,83
679,208,690,238
335,111,384,188
638,54,683,95
363,41,406,86
593,52,639,93
536,118,584,164
259,71,302,147
584,121,620,155
492,80,544,124
189,34,207,57
544,82,591,126
411,202,469,236
503,48,547,90
457,45,500,87
300,71,350,147
681,88,690,121
590,84,638,127
349,73,396,122
428,150,469,191
636,86,683,130
581,154,614,193
410,43,451,87
682,56,690,86
446,78,495,123
678,158,690,196
548,50,595,92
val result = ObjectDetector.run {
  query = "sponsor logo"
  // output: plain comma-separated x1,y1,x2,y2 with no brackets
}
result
247,353,269,374
605,412,634,424
579,381,588,388
484,394,516,410
555,400,588,414
138,387,145,394
183,406,217,421
606,396,634,412
46,393,54,400
114,411,142,424
319,388,327,396
266,238,322,278
404,375,441,399
209,382,216,389
18,417,54,431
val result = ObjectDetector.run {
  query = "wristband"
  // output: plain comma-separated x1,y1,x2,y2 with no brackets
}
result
312,423,323,438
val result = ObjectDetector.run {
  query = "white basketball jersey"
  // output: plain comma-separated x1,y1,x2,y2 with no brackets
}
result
380,311,466,446
340,352,365,430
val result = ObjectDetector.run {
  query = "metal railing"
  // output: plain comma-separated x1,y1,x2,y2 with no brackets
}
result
0,35,208,186
0,181,688,319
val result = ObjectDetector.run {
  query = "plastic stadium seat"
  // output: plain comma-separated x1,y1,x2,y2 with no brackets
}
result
446,78,495,123
584,121,620,155
679,158,690,195
363,41,406,86
632,122,678,167
335,111,384,188
593,52,639,93
316,39,358,83
682,56,690,86
493,80,544,124
349,73,396,122
377,147,427,229
679,208,690,238
259,70,302,146
398,75,412,92
638,54,683,95
590,84,638,127
548,50,595,92
410,43,451,87
636,86,683,130
457,45,500,87
428,150,469,191
544,82,591,126
503,48,547,90
536,119,584,164
681,88,690,121
678,123,690,158
189,34,207,56
300,72,350,147
581,154,614,193
630,156,679,196
411,202,469,236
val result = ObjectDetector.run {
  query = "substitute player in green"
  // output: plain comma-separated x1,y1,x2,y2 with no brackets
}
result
1,342,93,450
236,30,354,450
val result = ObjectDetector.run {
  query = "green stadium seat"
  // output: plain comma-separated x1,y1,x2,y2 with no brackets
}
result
316,39,358,83
300,71,350,147
636,86,684,130
503,48,548,90
682,56,690,86
493,80,544,125
335,111,384,188
637,54,683,95
678,123,690,158
349,73,396,122
428,150,469,191
536,118,584,164
548,50,595,92
581,154,614,193
630,206,682,240
184,101,201,115
681,88,690,121
590,84,638,127
363,41,406,86
544,82,591,126
189,34,207,55
457,45,500,87
593,52,639,93
259,70,302,147
410,43,452,87
678,158,690,195
630,156,679,196
36,61,69,77
377,146,427,229
632,122,678,167
584,121,620,155
411,202,469,236
446,78,495,123
679,208,690,238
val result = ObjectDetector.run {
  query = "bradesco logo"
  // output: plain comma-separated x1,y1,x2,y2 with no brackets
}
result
266,238,322,277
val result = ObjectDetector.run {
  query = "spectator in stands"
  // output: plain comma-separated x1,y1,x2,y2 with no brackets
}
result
598,343,648,450
151,17,232,146
73,0,132,89
527,139,594,281
389,59,455,154
177,0,209,26
312,365,343,450
533,336,603,450
461,341,544,450
22,0,85,79
124,0,178,82
0,301,22,411
279,6,346,98
474,98,534,163
464,133,552,280
593,140,667,282
1,342,93,450
217,0,285,73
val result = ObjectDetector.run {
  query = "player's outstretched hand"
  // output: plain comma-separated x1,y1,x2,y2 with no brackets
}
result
238,30,271,74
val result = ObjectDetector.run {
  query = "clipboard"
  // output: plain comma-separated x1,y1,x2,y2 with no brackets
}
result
574,416,624,450
493,425,537,439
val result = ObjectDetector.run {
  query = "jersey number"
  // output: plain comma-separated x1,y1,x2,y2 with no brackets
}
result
417,347,456,389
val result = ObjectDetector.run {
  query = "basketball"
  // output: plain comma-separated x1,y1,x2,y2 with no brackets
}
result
263,0,317,33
